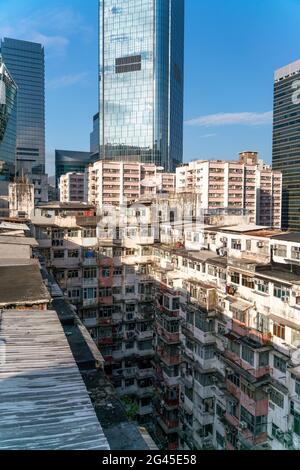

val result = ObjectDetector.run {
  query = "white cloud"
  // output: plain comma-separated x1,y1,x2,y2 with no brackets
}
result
198,133,217,138
185,111,273,127
0,6,93,56
47,72,89,90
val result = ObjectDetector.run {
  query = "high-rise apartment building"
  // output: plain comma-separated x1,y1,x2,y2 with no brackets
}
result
59,172,85,203
0,38,45,177
272,59,300,230
176,153,282,228
0,56,17,182
98,0,184,171
86,160,175,207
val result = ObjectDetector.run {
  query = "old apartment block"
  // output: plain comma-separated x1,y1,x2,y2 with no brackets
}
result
176,152,282,228
29,184,300,451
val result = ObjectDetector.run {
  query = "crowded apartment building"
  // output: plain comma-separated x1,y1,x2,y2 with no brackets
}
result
21,154,300,451
176,152,282,228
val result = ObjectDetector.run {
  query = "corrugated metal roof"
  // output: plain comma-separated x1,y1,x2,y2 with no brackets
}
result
0,310,110,450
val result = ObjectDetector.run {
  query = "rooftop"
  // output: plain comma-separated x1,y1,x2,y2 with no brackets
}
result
37,202,95,211
0,310,110,450
271,232,300,243
0,235,38,246
0,263,50,307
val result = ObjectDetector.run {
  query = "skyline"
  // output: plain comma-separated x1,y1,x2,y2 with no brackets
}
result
1,0,300,175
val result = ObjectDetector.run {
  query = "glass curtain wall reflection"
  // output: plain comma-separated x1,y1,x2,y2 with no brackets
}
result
0,38,45,176
99,0,184,172
0,56,17,181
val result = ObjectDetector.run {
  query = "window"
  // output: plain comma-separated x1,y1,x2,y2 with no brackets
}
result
241,345,254,366
99,287,112,297
114,266,123,276
291,246,300,260
294,411,300,437
229,340,240,356
83,288,97,300
68,250,79,258
53,250,64,259
84,268,97,279
274,285,290,300
241,382,254,399
240,406,267,436
295,379,300,397
270,387,284,408
259,351,269,367
68,270,79,279
228,373,240,388
126,285,135,294
273,322,285,340
101,267,110,277
67,229,79,238
256,279,269,294
242,275,254,289
125,378,135,387
68,289,80,299
272,422,279,437
273,244,287,257
231,239,242,250
231,272,240,285
126,304,135,313
83,228,96,238
273,355,286,373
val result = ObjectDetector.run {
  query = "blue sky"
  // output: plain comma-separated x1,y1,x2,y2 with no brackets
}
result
1,0,300,176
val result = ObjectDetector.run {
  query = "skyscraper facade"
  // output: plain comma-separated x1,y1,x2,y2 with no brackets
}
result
0,38,45,176
99,0,184,172
55,149,93,188
0,56,17,182
272,59,300,230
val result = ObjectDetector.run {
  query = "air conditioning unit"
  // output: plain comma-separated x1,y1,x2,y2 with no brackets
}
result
239,421,248,430
225,367,234,375
257,242,264,248
263,386,272,394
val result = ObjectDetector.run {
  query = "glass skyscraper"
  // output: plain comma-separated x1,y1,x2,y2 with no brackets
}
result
272,59,300,230
99,0,184,172
0,38,45,176
0,56,17,182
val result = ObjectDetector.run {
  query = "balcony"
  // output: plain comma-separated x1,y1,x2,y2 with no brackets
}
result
82,298,98,308
137,386,154,397
156,416,180,434
156,325,180,344
157,347,181,366
82,277,98,287
136,330,154,341
82,257,97,267
193,407,214,426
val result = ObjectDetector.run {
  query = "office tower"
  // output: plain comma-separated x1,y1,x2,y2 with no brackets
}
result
55,149,93,188
272,59,300,230
176,153,282,228
99,0,184,172
0,56,17,182
0,38,45,176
